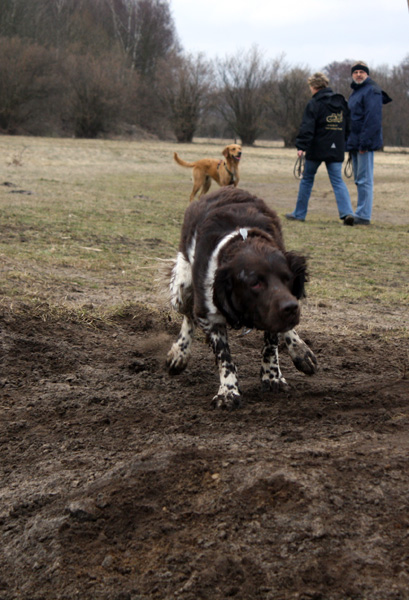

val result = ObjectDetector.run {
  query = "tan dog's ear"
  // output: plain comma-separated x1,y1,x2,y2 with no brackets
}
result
222,146,230,158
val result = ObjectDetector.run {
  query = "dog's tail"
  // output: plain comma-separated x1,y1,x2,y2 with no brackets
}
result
174,152,196,168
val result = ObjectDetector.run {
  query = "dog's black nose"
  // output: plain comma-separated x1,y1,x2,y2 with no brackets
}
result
279,299,299,317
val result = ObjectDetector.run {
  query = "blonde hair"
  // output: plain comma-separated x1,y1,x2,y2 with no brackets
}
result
307,72,329,90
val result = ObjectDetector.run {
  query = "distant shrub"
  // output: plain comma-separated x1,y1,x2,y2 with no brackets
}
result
0,37,57,134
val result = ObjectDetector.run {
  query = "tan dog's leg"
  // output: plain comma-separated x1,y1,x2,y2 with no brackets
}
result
190,168,207,202
200,176,212,197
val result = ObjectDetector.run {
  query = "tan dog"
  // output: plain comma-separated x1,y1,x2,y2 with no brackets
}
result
174,144,242,202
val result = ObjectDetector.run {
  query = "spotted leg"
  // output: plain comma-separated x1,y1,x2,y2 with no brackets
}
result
260,331,289,392
281,329,317,375
206,323,241,409
166,315,195,375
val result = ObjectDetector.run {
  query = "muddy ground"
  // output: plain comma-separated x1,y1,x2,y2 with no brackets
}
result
1,299,409,600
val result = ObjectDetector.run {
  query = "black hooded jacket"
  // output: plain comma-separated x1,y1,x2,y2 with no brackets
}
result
295,87,350,163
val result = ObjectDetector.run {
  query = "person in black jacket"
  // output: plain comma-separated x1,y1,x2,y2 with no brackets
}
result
286,72,354,225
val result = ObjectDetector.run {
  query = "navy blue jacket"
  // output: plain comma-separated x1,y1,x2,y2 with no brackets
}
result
347,77,392,152
296,87,349,163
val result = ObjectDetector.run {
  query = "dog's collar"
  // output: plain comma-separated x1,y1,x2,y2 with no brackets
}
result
237,227,275,245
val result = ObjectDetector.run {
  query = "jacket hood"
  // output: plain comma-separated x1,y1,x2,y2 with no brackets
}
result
315,87,347,111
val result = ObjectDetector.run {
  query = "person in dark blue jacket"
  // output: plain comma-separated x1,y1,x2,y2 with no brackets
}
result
347,61,392,225
286,72,354,225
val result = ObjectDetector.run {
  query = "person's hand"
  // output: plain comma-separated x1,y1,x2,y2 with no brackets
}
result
297,150,304,157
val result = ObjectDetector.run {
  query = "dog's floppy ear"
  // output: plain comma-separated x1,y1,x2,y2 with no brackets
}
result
213,267,242,328
285,251,308,299
222,146,230,158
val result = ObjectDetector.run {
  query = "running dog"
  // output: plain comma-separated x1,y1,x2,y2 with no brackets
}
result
166,187,318,409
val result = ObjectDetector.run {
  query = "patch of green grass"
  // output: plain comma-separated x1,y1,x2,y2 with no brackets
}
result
283,216,409,306
1,136,408,330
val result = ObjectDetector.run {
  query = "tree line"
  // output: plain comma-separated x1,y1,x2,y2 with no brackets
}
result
0,0,407,146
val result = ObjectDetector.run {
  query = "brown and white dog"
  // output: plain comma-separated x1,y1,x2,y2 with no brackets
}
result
166,187,317,408
174,143,242,202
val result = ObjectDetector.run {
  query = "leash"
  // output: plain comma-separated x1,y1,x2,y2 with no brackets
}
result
293,153,353,179
344,153,353,178
293,154,305,179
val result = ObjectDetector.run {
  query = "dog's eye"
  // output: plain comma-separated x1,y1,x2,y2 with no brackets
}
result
249,277,264,290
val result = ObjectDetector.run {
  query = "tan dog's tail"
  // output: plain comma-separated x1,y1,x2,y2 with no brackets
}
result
174,152,196,168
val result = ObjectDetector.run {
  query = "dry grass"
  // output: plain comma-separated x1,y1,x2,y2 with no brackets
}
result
1,135,408,337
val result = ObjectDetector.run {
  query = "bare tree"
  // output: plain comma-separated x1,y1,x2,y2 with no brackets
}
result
216,47,276,145
63,51,129,137
374,59,408,147
322,60,353,98
267,66,311,147
159,52,213,142
107,0,178,76
390,56,409,146
0,0,120,51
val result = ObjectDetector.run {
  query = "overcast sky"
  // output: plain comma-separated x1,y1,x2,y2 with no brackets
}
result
170,0,408,71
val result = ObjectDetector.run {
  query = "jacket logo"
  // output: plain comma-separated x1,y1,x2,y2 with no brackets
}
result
326,112,343,124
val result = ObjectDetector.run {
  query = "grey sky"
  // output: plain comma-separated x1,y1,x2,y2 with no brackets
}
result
170,0,408,70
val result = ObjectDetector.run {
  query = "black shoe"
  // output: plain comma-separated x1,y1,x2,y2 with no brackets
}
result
343,215,355,226
353,217,371,225
285,213,305,222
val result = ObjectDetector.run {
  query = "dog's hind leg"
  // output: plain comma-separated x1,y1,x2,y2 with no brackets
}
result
167,251,195,374
281,329,317,375
260,332,289,392
167,251,196,374
200,176,212,197
169,252,193,312
167,315,195,375
190,169,206,202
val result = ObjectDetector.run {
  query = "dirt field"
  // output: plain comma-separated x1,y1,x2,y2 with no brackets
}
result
1,137,409,599
1,295,409,600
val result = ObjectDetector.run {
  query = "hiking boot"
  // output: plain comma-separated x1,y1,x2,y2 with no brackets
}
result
343,215,355,226
353,217,371,225
285,213,305,222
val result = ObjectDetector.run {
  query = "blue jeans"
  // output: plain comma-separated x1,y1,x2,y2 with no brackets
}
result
351,151,374,221
292,160,353,220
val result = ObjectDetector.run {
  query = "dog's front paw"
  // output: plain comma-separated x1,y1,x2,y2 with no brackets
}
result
212,392,242,410
291,345,318,376
166,347,189,375
285,337,318,376
261,374,289,393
